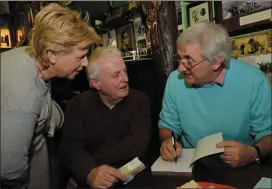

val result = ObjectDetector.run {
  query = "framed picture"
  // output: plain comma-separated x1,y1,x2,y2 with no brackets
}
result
0,2,10,14
134,17,146,42
117,24,135,54
231,30,271,58
237,33,269,57
231,38,239,58
0,28,12,48
186,1,213,27
215,1,272,32
176,1,182,26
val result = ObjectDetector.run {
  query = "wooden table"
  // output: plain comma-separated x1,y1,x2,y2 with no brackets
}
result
120,156,272,189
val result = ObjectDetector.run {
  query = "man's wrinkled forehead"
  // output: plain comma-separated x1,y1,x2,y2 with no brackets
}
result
178,43,201,56
100,57,125,71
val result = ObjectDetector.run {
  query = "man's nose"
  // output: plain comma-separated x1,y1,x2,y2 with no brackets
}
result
81,57,88,67
178,63,187,72
121,71,128,82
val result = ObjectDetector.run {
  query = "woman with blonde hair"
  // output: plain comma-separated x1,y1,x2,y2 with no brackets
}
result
1,3,100,188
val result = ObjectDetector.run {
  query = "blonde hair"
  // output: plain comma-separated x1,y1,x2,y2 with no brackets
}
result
177,22,231,67
26,3,101,68
86,47,122,87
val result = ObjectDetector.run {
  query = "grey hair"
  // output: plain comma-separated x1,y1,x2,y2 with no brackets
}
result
86,46,122,87
176,22,231,67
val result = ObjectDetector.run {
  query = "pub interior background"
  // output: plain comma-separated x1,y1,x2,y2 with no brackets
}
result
0,1,271,188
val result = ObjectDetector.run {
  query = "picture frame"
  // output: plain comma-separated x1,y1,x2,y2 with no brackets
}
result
214,1,272,32
237,32,270,57
117,24,135,54
230,30,271,58
176,1,182,26
0,28,12,48
231,38,239,58
137,39,148,56
186,1,213,27
134,17,146,42
0,2,10,14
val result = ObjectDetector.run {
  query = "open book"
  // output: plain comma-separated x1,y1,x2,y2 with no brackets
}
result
151,132,224,174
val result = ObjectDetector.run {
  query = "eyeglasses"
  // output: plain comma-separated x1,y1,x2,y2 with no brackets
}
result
175,54,205,70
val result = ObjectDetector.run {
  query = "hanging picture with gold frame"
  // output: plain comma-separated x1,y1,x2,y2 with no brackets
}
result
0,28,12,48
116,24,135,54
237,32,269,57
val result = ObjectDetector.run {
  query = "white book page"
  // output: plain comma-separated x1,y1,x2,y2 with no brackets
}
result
151,149,195,173
191,132,224,164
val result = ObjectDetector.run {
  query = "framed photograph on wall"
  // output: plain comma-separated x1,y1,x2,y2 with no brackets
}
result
0,2,10,14
0,28,12,48
215,1,272,32
236,33,269,57
186,1,213,27
117,24,135,53
231,38,239,58
134,17,146,42
176,1,182,26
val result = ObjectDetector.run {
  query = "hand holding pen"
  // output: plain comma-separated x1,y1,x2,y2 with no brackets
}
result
171,130,178,163
160,130,183,162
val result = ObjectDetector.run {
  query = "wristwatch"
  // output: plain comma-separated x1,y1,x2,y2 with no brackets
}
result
252,145,262,164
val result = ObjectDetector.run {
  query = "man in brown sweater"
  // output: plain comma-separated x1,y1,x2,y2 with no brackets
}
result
59,47,151,188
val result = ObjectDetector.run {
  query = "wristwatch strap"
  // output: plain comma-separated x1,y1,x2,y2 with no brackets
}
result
252,145,262,164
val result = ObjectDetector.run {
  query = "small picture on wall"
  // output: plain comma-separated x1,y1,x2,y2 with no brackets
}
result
137,39,147,49
0,28,12,48
237,33,268,57
267,32,272,52
137,39,148,55
176,1,182,25
222,0,272,20
231,39,239,58
188,2,210,26
134,17,146,41
0,2,9,14
117,24,135,53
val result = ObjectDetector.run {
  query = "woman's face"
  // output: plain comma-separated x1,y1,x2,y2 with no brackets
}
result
122,32,130,45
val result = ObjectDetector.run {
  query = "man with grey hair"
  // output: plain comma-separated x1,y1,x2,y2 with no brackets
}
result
159,22,271,168
59,47,151,188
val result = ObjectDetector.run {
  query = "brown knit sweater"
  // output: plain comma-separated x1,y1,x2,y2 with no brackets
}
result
59,88,151,185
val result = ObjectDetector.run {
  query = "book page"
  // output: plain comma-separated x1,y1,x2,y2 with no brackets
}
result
254,177,272,188
151,149,195,173
191,132,224,164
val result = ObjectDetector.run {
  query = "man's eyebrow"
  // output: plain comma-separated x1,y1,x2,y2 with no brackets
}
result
112,70,120,75
182,55,192,59
180,54,198,62
77,53,88,59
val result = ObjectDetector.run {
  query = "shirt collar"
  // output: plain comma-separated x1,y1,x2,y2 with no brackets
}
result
212,68,226,86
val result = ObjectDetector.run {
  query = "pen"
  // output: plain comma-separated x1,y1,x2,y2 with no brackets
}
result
171,130,177,163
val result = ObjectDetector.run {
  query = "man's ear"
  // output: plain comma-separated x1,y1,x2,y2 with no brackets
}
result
211,56,224,71
47,51,57,65
90,79,100,90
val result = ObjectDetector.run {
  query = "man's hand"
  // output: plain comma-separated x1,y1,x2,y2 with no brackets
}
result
216,140,256,168
87,165,126,188
160,138,182,161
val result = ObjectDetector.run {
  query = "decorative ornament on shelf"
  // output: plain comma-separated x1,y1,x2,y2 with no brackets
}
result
141,1,161,50
91,18,109,33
